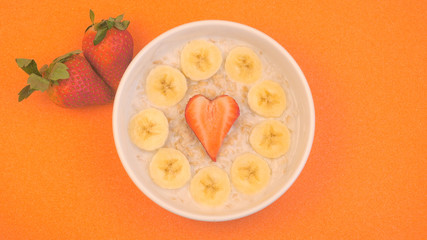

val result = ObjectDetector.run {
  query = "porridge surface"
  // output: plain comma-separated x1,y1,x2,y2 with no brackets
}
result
131,38,298,209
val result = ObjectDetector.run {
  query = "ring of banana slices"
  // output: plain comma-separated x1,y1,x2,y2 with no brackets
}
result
128,39,292,207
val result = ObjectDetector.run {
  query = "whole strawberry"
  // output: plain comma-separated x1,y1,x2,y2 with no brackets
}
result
17,50,114,108
82,10,134,92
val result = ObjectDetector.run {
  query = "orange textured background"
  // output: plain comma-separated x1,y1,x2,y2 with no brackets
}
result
0,0,426,239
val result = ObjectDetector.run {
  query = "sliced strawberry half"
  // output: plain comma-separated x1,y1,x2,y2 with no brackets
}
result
185,94,240,161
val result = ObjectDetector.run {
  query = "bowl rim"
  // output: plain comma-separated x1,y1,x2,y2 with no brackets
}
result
113,20,315,222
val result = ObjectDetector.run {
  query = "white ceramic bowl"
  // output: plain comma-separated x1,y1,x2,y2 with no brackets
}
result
113,20,315,221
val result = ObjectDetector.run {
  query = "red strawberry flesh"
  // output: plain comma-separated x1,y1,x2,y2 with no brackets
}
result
185,94,240,161
47,55,113,108
82,27,133,92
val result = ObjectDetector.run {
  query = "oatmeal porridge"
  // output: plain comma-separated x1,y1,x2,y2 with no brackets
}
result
129,38,298,209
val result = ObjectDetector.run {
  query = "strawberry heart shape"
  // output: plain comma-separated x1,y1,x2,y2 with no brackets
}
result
185,94,240,161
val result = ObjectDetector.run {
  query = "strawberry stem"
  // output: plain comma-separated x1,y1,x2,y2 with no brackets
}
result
88,10,130,45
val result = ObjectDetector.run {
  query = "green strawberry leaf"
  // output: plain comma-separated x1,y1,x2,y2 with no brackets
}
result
91,12,130,44
115,14,124,22
114,21,125,30
94,21,105,31
115,20,130,30
93,27,107,45
52,50,82,64
48,62,69,81
18,85,36,102
39,64,48,75
27,74,49,92
106,18,115,29
121,20,130,29
16,58,41,76
90,9,95,24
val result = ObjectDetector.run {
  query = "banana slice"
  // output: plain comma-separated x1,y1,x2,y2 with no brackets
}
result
190,166,231,206
146,65,188,107
180,40,223,81
248,80,287,117
225,46,262,84
231,153,271,194
149,148,191,189
249,120,290,158
128,108,169,151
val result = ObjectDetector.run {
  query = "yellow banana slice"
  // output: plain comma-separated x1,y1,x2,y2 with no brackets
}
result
146,65,188,107
249,120,290,158
231,153,271,194
128,108,169,151
225,46,262,84
180,40,223,81
190,166,231,206
248,80,287,117
149,148,191,189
